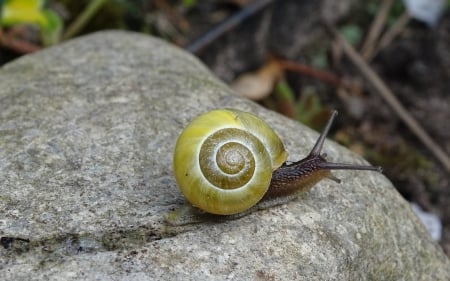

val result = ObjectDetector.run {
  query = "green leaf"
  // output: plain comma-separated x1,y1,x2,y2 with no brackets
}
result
339,24,362,46
182,0,197,8
296,88,330,130
274,79,295,102
40,9,62,45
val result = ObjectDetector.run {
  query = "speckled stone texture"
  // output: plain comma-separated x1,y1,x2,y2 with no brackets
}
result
0,31,449,280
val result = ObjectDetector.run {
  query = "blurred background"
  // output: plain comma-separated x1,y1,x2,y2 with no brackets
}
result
0,0,449,255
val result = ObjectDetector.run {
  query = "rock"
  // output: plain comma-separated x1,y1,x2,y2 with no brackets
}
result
0,31,449,280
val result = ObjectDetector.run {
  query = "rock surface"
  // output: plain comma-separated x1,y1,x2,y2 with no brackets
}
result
0,31,449,280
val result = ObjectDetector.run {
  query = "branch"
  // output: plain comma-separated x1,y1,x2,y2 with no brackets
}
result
326,24,450,172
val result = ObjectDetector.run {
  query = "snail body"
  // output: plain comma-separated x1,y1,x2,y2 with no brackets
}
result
173,109,381,218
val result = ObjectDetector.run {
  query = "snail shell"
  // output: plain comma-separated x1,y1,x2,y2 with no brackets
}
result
173,109,287,215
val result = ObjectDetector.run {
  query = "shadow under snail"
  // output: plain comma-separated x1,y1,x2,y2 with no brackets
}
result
169,109,381,225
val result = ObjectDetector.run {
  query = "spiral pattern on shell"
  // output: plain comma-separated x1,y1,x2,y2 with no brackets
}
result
173,109,288,215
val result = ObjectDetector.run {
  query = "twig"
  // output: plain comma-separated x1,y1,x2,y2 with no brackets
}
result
0,28,41,54
372,11,411,59
327,25,450,172
62,0,107,40
360,0,394,60
185,0,273,54
277,59,343,87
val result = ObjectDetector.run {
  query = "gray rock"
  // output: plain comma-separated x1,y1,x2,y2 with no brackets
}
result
0,31,449,280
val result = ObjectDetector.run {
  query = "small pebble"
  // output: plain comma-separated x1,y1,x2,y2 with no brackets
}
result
411,202,442,241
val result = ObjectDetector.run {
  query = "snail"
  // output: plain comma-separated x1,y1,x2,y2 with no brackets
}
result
170,109,381,224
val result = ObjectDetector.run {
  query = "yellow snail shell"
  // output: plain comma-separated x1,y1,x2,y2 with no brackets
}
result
173,109,287,215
